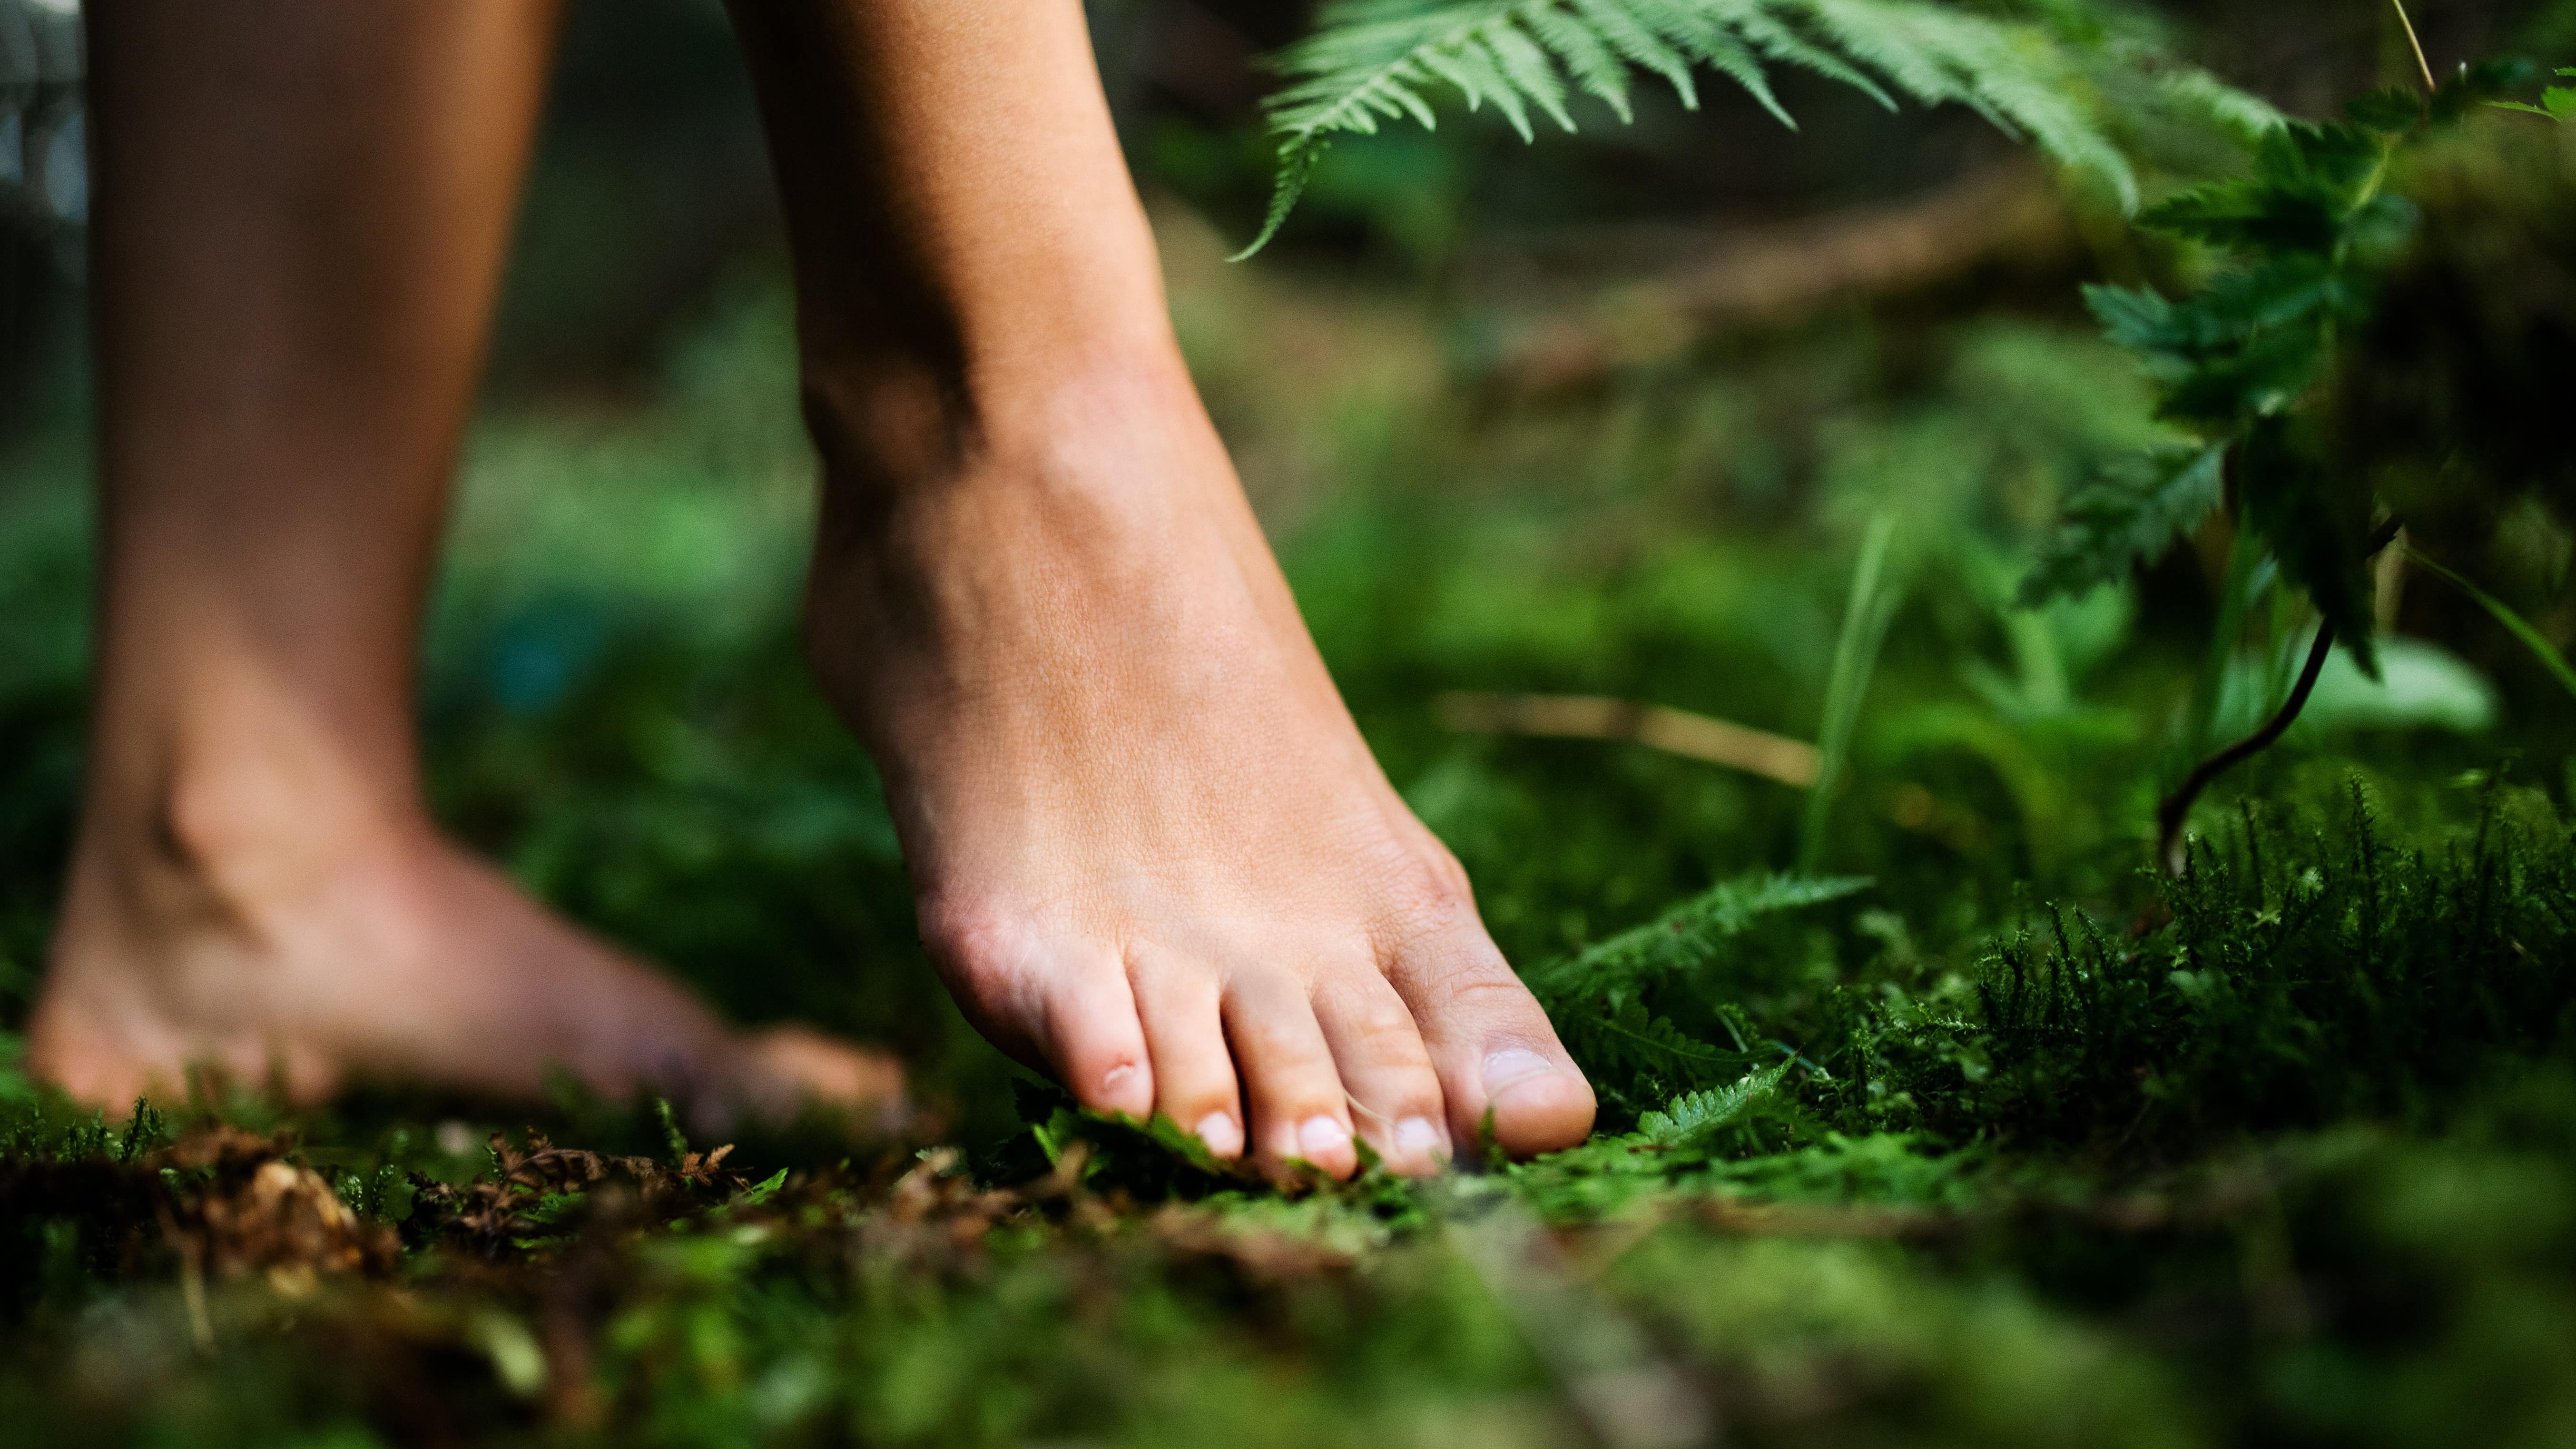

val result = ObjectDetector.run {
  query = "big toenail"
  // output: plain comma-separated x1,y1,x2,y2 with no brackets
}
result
1396,1116,1446,1158
1102,1063,1138,1094
1195,1111,1244,1158
1482,1048,1559,1100
1297,1116,1351,1158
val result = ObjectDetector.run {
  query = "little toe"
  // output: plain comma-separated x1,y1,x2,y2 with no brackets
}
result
1383,925,1596,1157
1128,945,1245,1159
1222,970,1360,1180
1022,948,1157,1120
1313,969,1451,1174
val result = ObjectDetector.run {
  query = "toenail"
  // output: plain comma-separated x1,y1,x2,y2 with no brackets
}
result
1194,1111,1244,1158
1297,1115,1351,1159
1482,1048,1561,1102
1396,1116,1447,1159
1102,1063,1138,1094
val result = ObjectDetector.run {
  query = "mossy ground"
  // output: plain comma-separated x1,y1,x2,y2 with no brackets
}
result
1,206,2570,1448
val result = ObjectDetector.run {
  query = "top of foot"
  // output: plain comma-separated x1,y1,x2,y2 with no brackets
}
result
800,361,1596,1178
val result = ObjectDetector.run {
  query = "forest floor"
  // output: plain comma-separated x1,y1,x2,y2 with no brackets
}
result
2,211,2572,1449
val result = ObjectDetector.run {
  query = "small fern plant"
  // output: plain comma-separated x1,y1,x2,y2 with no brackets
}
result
1520,871,1869,1116
2022,60,2558,667
1234,0,2143,257
2019,53,2575,865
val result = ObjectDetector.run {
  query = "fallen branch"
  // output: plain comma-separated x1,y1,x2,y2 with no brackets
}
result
1476,163,2077,395
1436,691,1821,788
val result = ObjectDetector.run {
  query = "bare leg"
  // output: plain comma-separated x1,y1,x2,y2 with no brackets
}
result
728,0,1594,1174
28,0,898,1122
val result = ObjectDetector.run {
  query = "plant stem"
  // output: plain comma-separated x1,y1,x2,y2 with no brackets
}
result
2389,0,2438,95
2156,518,2404,876
2156,619,2337,877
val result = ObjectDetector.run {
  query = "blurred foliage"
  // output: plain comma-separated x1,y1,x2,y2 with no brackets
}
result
1,2,2574,1445
6,168,2574,1438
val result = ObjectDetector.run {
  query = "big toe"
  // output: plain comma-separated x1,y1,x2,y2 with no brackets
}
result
1475,1046,1597,1153
1385,925,1596,1158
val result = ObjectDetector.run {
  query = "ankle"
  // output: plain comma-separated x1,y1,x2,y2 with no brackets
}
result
797,334,1201,503
76,729,424,920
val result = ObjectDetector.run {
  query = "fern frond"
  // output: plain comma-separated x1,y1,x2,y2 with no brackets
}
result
1525,873,1867,1106
1637,1062,1792,1147
1523,871,1873,1003
1583,997,1758,1079
1235,0,2142,258
2018,441,2226,605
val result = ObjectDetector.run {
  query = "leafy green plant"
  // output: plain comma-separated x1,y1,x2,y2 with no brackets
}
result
2023,64,2544,660
1520,871,1869,1115
1801,512,1905,872
1233,0,2146,256
2487,66,2576,119
1868,786,2576,1153
2020,47,2569,857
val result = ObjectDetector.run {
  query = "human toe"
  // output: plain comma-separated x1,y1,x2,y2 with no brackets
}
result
1222,970,1361,1180
930,915,1157,1120
1127,945,1246,1159
1313,970,1452,1174
1385,926,1596,1157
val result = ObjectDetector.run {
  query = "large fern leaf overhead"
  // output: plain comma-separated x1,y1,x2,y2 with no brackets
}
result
1236,0,2138,257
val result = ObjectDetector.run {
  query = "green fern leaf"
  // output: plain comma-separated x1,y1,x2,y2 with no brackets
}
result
1571,0,1701,108
1523,871,1874,1003
1594,997,1754,1074
1231,140,1330,263
1638,1063,1791,1147
2153,65,2288,147
1527,2,1638,120
1727,1,1898,112
1487,22,1582,131
1658,2,1798,125
1238,0,2144,256
2018,442,2226,605
1524,872,1867,1103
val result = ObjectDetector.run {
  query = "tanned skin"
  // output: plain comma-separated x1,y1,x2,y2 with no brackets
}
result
29,0,1594,1174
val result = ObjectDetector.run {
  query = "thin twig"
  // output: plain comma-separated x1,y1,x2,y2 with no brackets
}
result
2155,518,2405,876
2157,621,2339,877
2389,0,2438,95
1435,692,1821,788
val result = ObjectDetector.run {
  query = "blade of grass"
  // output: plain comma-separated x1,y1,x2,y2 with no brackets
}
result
2389,0,2438,96
1799,513,1904,873
2408,546,2576,702
2189,530,2268,757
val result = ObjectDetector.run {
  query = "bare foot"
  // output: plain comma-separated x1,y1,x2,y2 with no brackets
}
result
802,358,1596,1178
28,743,904,1129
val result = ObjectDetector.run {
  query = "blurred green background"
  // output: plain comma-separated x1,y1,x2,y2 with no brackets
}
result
3,0,2572,1143
5,5,2576,1447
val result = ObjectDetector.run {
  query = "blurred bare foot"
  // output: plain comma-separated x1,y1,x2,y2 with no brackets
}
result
49,3,897,1134
27,737,903,1128
803,358,1594,1179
